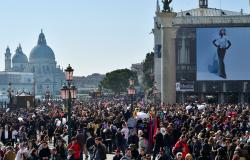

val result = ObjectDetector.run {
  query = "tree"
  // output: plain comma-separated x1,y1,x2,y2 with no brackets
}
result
100,69,137,95
142,52,154,90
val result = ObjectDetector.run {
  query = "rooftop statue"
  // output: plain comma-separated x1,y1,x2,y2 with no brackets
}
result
162,0,172,12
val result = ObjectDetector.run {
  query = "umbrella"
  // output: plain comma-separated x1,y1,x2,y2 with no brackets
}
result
186,105,192,110
56,120,61,127
62,118,67,124
136,112,149,119
197,104,206,110
18,117,23,122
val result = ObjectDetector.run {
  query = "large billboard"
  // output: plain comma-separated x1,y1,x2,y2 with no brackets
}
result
197,27,250,80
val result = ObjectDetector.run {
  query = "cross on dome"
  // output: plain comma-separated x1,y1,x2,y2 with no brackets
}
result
38,29,47,45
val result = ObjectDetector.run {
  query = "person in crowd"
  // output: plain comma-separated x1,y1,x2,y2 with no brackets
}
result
76,128,88,160
15,142,29,160
175,152,183,160
121,123,129,146
38,141,51,160
172,135,189,159
1,125,11,145
201,138,212,159
137,147,146,160
138,130,148,154
93,137,106,160
3,146,16,160
115,129,126,155
50,147,60,160
185,153,193,160
67,137,80,160
112,148,122,160
28,149,39,160
156,147,168,160
86,131,95,160
153,128,164,160
128,129,139,149
11,127,18,146
129,144,139,159
101,123,112,154
121,148,132,160
55,139,67,160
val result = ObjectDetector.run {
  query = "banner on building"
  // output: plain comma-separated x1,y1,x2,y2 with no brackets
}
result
176,82,194,92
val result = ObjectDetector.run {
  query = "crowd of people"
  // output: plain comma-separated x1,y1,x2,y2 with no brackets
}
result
0,98,249,160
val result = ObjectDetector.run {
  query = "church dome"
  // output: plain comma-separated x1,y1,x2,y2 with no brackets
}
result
12,45,28,64
29,30,55,63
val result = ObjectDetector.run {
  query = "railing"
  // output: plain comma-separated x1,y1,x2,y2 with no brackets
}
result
172,15,250,26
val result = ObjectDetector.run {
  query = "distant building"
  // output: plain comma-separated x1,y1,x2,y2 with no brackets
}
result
0,72,34,93
1,30,65,96
73,73,105,93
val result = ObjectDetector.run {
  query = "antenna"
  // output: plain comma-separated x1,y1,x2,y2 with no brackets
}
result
220,0,222,10
249,0,250,14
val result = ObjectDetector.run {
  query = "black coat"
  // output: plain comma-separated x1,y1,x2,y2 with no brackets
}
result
1,129,11,142
154,132,164,149
94,143,107,160
39,147,51,159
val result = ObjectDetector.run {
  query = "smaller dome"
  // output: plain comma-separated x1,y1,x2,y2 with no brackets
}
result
5,46,11,56
12,44,28,64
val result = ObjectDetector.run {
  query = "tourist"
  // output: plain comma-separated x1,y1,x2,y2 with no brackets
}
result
121,148,132,160
67,137,81,160
112,148,122,160
38,141,51,159
153,128,164,160
93,137,106,160
3,146,16,160
172,135,189,159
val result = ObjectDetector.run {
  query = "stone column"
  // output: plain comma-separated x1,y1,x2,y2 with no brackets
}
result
154,17,162,91
160,12,177,104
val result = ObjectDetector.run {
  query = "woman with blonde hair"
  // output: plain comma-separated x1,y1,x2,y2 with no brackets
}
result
185,153,193,160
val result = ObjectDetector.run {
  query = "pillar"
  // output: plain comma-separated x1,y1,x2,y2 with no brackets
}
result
158,12,177,104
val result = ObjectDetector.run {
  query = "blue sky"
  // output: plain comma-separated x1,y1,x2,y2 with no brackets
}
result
0,0,249,76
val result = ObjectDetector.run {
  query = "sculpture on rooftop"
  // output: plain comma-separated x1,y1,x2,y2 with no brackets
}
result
162,0,172,12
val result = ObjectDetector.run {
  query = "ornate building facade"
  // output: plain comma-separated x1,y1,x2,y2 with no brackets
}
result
2,30,64,95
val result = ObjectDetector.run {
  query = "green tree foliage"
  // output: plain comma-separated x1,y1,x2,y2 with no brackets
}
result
100,69,137,95
143,52,154,90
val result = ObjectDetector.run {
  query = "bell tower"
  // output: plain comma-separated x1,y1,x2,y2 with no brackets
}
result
5,46,12,71
199,0,208,8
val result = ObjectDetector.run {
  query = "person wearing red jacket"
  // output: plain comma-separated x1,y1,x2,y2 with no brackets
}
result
172,135,189,159
68,137,81,160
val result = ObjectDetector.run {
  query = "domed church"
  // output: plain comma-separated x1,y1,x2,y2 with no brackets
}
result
4,30,65,95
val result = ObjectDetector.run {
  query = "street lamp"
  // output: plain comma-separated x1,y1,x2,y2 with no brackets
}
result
128,77,136,108
60,64,77,144
153,82,158,103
